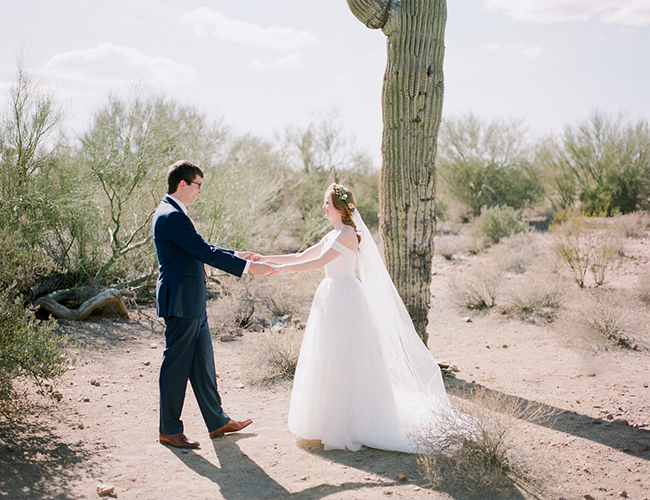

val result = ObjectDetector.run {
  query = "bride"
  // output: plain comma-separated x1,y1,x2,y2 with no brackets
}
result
257,184,456,452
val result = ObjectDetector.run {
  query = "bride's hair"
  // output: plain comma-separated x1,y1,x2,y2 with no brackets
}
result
327,184,361,243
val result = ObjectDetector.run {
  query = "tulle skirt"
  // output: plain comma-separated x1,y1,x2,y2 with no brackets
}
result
288,275,421,452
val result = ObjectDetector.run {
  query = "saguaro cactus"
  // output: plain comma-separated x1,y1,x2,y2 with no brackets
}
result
347,0,447,345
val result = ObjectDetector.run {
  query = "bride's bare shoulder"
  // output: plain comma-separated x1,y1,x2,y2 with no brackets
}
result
335,225,357,246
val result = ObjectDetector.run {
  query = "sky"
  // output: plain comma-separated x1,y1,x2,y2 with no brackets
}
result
1,0,649,165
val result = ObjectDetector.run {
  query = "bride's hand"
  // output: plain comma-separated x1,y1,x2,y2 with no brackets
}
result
268,264,283,275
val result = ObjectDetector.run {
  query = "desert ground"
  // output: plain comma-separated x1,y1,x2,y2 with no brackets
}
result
1,220,650,500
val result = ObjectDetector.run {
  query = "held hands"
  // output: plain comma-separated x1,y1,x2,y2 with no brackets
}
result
238,251,261,261
248,262,274,276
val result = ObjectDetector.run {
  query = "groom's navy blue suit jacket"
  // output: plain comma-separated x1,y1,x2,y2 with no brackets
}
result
152,195,246,319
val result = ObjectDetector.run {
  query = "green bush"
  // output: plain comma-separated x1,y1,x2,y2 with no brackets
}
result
0,230,67,405
539,112,650,216
473,205,528,245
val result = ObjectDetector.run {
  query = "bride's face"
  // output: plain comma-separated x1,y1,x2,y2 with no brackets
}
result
322,193,341,223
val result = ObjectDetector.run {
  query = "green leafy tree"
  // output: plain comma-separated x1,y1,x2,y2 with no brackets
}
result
437,114,543,217
540,111,650,216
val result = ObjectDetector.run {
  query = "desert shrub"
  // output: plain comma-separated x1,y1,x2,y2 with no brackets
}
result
500,273,565,324
414,388,548,495
437,114,544,217
449,265,503,311
491,232,540,274
250,328,303,383
613,211,650,238
584,291,635,348
637,266,650,306
472,205,528,245
551,213,623,287
0,230,67,406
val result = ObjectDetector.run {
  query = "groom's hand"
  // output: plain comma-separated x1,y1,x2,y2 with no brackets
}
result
238,251,261,261
248,262,273,276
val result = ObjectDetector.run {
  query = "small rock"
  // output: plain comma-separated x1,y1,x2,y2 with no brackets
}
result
462,316,472,323
383,491,393,496
143,361,151,366
584,495,596,500
299,323,307,329
233,328,244,336
502,344,509,349
247,324,264,332
91,379,101,386
83,397,91,402
619,492,628,498
220,334,235,342
150,343,158,349
52,392,63,401
300,476,308,481
605,413,614,420
413,486,421,491
398,474,407,481
281,314,293,323
118,337,127,341
78,423,84,429
235,383,245,389
613,418,629,426
97,484,115,496
292,318,302,326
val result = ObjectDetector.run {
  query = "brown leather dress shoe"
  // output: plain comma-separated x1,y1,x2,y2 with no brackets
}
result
159,433,200,448
209,419,253,438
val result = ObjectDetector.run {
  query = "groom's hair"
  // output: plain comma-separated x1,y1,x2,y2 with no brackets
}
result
167,160,204,194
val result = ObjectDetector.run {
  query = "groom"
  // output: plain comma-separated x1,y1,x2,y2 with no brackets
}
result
153,160,270,449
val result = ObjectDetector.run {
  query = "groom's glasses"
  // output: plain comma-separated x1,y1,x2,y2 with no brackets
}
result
187,180,202,189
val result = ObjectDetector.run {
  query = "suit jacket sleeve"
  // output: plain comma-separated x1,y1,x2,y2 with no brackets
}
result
165,211,246,277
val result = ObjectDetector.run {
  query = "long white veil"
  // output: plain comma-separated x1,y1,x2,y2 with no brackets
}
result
353,210,450,424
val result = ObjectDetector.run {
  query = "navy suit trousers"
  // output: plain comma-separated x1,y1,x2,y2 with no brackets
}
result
159,314,230,435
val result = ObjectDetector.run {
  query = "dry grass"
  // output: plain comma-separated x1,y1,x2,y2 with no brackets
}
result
583,290,637,349
636,266,650,306
449,264,503,311
499,271,566,325
247,327,303,384
490,232,541,274
413,387,552,496
613,211,650,238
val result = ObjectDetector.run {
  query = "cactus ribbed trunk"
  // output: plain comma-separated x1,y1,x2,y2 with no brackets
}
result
347,0,447,345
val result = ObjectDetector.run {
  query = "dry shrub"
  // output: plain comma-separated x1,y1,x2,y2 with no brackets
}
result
490,232,541,274
248,327,303,384
584,290,636,349
449,265,503,311
636,266,650,306
551,214,623,288
613,211,650,238
499,272,565,324
434,235,460,260
414,388,550,496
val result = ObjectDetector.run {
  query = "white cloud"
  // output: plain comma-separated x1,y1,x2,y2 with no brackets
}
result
485,0,650,26
251,53,302,71
181,7,320,51
42,42,194,86
485,43,543,58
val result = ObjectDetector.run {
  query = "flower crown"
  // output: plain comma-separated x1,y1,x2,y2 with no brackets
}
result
332,184,355,211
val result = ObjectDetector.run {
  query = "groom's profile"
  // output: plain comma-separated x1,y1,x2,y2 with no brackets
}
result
152,160,271,448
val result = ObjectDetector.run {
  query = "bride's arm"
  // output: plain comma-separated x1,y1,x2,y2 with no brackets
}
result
272,246,341,273
258,241,324,265
273,228,356,273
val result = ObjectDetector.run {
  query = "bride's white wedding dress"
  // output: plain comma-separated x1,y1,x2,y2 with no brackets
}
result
288,211,457,453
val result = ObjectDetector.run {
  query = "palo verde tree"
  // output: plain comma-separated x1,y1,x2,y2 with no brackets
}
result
346,0,447,344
